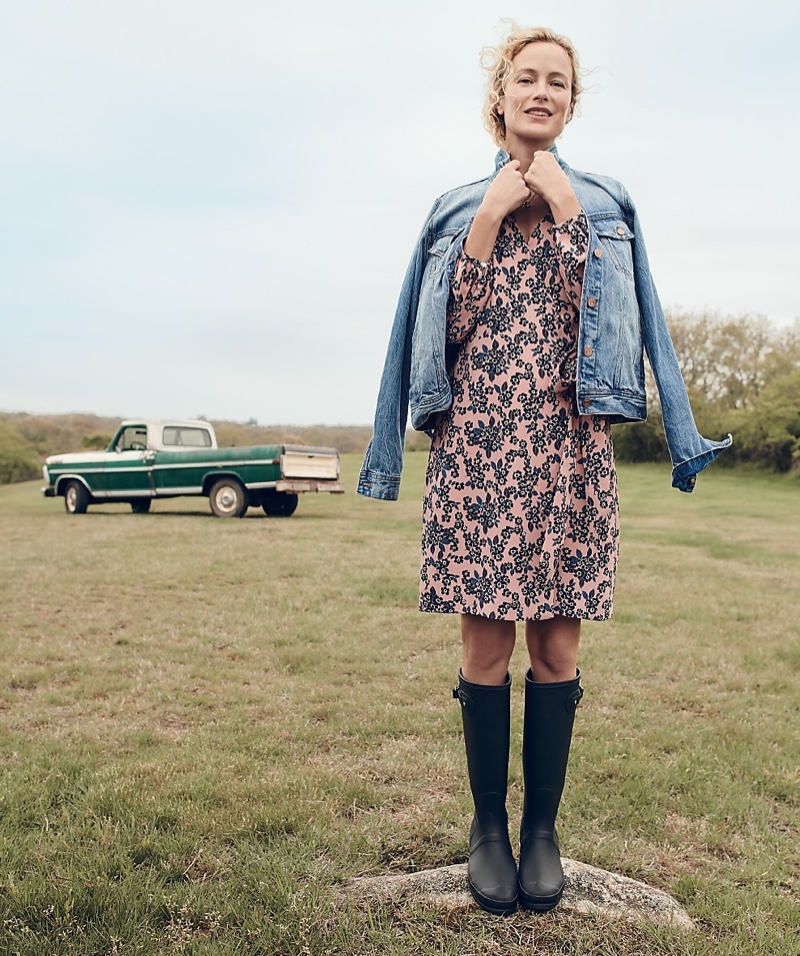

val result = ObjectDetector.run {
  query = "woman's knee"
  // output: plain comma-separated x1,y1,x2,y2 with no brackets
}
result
461,615,515,684
525,617,581,681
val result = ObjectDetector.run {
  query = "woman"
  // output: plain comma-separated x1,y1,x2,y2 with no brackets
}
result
358,25,730,916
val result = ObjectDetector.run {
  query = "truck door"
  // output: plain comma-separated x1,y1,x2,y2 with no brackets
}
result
99,424,154,496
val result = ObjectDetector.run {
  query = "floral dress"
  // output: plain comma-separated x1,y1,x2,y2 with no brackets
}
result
419,212,619,621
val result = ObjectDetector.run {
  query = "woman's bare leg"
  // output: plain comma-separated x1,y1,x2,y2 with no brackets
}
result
461,613,516,685
524,616,581,682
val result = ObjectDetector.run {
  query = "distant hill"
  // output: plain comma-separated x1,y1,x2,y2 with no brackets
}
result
0,412,380,485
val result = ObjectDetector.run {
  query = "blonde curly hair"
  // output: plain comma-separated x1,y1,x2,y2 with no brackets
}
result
482,23,583,148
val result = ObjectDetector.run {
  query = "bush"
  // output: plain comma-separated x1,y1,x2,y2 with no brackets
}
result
82,433,113,450
612,414,669,464
722,371,800,472
0,423,40,484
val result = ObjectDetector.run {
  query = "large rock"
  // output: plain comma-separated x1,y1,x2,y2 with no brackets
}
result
346,860,694,929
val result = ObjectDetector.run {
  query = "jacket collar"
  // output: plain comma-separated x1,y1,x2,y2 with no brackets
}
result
493,144,568,174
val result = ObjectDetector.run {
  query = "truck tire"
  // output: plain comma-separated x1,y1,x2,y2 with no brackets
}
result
64,480,90,515
262,491,298,517
130,498,152,514
209,478,249,518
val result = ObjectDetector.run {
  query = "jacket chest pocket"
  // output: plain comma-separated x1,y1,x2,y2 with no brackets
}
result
593,219,634,278
425,233,461,282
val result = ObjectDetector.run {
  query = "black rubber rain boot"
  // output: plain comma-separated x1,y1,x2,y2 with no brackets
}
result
453,670,518,915
518,668,583,911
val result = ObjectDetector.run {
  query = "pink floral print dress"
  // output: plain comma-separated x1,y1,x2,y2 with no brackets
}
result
419,211,619,621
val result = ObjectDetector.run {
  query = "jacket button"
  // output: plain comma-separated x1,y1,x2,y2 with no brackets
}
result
583,346,593,357
593,248,603,258
616,226,625,236
582,397,592,408
587,296,597,308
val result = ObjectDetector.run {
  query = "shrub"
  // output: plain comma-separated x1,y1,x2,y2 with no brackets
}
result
0,423,40,484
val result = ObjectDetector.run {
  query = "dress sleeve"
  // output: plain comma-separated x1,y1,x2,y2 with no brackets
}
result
446,252,493,345
552,212,589,310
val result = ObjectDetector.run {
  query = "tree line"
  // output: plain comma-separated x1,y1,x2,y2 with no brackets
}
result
1,311,798,484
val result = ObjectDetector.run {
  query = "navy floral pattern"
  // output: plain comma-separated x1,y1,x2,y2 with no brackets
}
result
419,212,619,621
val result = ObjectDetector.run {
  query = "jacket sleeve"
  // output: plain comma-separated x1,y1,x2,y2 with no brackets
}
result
629,196,732,492
357,212,433,500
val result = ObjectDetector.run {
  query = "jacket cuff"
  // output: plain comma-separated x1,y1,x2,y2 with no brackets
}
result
357,468,401,501
670,433,733,493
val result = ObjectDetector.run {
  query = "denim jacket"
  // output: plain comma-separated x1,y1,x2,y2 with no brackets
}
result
358,148,731,500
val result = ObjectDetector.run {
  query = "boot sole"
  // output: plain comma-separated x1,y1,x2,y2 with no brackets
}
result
468,880,518,916
518,885,563,912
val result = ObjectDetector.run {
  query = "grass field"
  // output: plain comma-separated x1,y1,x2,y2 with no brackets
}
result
1,456,798,955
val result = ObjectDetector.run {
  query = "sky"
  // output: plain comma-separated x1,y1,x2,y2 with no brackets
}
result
1,0,798,426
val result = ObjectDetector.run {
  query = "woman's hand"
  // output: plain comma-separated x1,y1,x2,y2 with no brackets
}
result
479,160,532,220
464,161,531,261
524,152,581,224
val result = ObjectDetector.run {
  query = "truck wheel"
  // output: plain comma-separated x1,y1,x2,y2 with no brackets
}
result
209,478,249,518
262,492,298,517
130,499,152,514
64,480,90,515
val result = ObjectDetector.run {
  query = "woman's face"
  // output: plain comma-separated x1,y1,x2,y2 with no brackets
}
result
499,42,574,150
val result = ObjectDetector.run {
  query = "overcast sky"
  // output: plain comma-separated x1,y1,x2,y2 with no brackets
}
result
1,1,798,425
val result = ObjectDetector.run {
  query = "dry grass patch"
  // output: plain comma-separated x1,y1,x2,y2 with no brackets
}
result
0,458,798,954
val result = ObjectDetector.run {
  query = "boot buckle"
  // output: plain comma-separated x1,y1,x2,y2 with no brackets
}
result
566,685,584,712
453,685,474,713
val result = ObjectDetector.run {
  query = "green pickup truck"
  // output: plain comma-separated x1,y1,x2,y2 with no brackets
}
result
42,419,344,518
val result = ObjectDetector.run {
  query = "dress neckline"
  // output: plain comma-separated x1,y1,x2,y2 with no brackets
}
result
509,210,554,245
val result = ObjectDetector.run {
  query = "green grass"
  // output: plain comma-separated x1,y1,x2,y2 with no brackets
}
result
0,458,798,954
